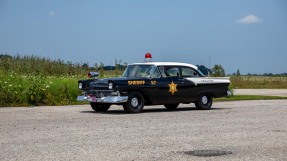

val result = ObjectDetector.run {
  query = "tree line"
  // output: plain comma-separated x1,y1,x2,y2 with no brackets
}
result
1,54,284,77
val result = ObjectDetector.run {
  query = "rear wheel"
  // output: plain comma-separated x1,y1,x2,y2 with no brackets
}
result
164,103,179,110
90,103,110,112
195,94,213,110
123,91,144,113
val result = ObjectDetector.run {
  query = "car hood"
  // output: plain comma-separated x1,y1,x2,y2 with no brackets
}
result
89,77,127,89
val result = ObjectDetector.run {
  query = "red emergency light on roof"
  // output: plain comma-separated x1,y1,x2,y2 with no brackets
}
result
145,53,152,59
145,53,152,62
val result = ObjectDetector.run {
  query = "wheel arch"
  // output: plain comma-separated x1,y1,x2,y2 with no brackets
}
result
128,89,152,105
198,91,215,99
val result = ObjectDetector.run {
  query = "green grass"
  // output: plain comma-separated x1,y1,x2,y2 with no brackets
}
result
0,54,123,107
1,54,287,107
215,95,287,102
0,74,79,107
230,76,287,89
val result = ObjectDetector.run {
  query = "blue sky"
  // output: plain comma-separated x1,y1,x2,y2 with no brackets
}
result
1,0,287,74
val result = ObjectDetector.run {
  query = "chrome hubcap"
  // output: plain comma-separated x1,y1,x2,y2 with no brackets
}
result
202,96,208,104
131,97,139,107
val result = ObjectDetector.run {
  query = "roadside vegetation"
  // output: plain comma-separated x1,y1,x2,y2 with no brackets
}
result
230,76,287,89
215,95,287,102
0,54,286,107
0,54,123,107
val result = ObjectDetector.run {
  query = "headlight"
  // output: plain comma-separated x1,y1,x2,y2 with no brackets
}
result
108,82,114,89
79,83,83,89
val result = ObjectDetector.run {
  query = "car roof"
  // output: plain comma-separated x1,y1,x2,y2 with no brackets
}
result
130,62,199,70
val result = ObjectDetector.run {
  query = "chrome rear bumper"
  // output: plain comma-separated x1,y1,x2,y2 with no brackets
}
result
227,91,232,96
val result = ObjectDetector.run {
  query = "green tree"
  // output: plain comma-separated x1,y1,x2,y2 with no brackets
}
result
81,63,89,70
236,69,241,76
211,64,225,77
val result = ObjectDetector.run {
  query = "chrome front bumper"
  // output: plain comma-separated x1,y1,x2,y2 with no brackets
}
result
77,95,128,103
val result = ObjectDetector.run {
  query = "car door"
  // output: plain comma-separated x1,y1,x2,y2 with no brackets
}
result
180,66,201,102
155,66,185,104
123,65,159,100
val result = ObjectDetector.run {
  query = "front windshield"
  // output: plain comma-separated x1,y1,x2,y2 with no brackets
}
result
122,65,161,78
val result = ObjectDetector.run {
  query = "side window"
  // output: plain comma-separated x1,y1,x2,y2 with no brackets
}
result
148,66,161,78
181,67,199,77
158,66,166,77
164,66,180,77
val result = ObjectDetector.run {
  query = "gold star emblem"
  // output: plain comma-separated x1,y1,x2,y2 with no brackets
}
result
168,81,178,95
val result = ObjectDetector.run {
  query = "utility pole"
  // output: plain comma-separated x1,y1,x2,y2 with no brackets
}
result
209,56,210,69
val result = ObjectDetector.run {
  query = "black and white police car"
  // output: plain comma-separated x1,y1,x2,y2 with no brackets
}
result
77,53,231,113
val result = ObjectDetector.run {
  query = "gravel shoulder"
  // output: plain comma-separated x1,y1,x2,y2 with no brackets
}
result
1,100,287,161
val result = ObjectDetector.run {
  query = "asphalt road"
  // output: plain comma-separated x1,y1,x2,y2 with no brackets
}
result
1,100,287,161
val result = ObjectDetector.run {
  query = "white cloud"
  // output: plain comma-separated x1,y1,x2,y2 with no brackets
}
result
48,11,56,17
236,14,262,24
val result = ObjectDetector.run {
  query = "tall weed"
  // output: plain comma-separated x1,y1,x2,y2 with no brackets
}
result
0,54,124,107
231,76,287,89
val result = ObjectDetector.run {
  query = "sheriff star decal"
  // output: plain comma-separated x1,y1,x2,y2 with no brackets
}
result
168,81,178,95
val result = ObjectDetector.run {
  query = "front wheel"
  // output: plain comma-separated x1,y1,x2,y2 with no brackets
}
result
195,94,213,110
90,103,110,112
123,91,145,113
